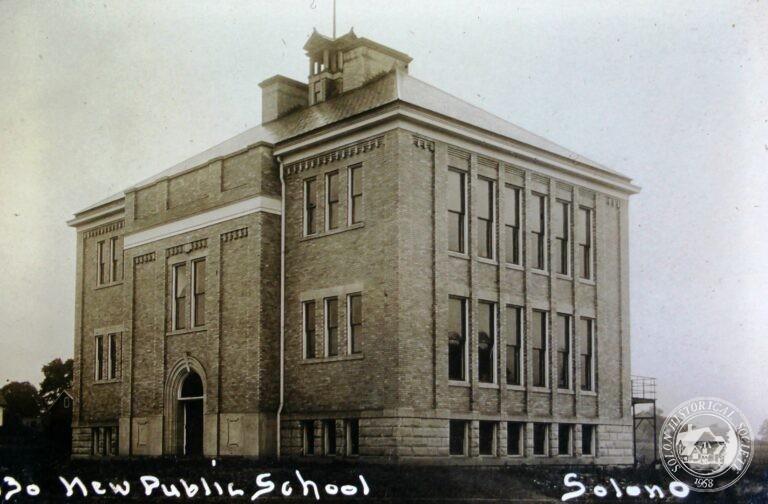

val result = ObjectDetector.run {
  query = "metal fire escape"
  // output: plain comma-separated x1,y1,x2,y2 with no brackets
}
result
631,375,658,465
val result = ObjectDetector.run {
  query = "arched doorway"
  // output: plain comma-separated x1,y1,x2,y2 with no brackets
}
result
178,371,204,456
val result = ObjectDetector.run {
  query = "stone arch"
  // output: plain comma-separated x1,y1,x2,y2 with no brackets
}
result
164,356,208,455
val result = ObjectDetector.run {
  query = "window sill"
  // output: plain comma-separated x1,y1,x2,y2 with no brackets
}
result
580,390,597,397
507,453,524,458
578,278,596,286
531,269,549,277
95,281,123,291
301,223,364,241
301,353,364,365
505,263,524,271
506,384,526,391
479,382,499,389
530,386,550,393
448,251,470,261
166,327,208,337
557,389,575,395
94,379,121,385
448,380,471,388
555,274,572,281
476,257,498,266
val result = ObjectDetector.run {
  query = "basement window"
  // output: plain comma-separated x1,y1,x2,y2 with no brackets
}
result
449,420,467,456
479,421,496,456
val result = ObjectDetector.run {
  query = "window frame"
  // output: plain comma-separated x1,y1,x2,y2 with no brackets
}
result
448,296,469,383
303,300,316,359
558,424,573,456
557,313,572,390
533,423,549,457
555,200,571,276
346,419,360,456
447,168,468,254
172,262,188,331
505,305,524,386
323,419,337,456
97,240,107,286
581,424,595,456
303,420,315,456
476,177,496,259
507,422,524,456
531,193,548,271
347,293,362,354
348,163,363,225
478,421,497,456
578,206,594,280
477,300,497,384
191,258,206,328
324,297,339,357
531,310,549,388
504,184,522,266
580,317,596,392
94,334,104,381
325,170,340,231
304,177,318,236
107,333,118,380
449,420,468,456
109,236,120,282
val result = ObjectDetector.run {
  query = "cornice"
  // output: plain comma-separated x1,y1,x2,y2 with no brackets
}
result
284,135,385,176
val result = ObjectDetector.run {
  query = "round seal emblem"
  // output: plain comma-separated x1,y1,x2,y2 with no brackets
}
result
659,397,753,492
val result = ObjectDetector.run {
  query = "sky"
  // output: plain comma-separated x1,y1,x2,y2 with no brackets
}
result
0,1,766,430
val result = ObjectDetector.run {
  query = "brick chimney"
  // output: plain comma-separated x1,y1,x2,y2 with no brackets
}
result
258,75,308,124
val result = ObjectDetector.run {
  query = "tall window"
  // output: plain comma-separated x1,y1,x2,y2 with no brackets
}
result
173,263,188,330
94,335,104,381
507,422,524,456
448,297,467,381
348,164,363,224
478,301,496,383
97,241,107,285
325,297,339,357
303,301,316,359
504,185,521,265
348,293,362,354
304,178,317,235
325,171,340,230
192,259,206,327
477,178,495,259
531,194,547,270
108,333,118,380
110,237,120,282
505,305,523,386
447,170,466,253
449,420,467,455
555,201,570,275
580,318,595,391
532,310,547,387
557,314,571,389
577,207,593,279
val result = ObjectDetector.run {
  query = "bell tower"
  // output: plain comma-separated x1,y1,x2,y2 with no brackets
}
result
304,28,412,105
